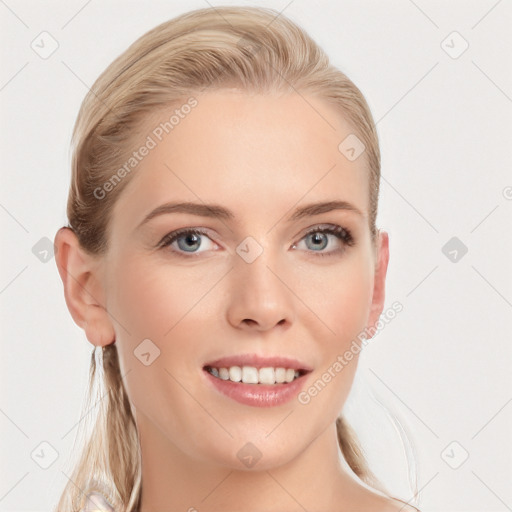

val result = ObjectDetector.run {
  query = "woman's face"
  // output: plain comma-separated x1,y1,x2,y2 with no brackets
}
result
100,90,388,470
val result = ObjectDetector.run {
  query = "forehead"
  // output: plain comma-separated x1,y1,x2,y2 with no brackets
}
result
111,91,369,232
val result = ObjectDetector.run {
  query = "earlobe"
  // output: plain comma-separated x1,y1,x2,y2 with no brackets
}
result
54,227,114,347
83,304,116,347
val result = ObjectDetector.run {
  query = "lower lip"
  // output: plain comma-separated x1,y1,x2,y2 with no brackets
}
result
203,369,308,408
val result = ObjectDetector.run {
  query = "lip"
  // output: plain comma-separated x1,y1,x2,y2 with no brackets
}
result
203,353,313,372
201,353,313,408
203,368,310,407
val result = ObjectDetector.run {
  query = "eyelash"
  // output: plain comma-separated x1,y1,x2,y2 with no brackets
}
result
158,224,355,258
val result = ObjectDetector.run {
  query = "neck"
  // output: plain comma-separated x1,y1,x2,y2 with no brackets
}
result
136,411,365,512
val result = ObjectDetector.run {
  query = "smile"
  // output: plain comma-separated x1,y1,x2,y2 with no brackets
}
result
201,354,313,407
204,365,305,385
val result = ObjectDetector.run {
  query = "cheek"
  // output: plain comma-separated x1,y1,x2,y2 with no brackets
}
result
296,254,373,348
106,254,213,429
294,260,372,421
107,252,229,379
109,253,211,340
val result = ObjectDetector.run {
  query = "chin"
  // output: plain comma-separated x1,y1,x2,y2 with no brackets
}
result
195,435,301,472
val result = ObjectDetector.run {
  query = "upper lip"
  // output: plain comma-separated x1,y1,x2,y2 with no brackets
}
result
203,353,313,372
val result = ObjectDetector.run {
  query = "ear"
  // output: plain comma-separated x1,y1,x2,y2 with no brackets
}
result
365,229,390,338
54,227,115,347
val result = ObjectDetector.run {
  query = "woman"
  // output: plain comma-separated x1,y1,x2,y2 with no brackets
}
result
53,5,421,511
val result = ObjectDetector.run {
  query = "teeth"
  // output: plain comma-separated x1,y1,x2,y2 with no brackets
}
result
285,368,296,383
242,366,259,384
259,367,275,385
229,366,242,382
207,365,301,385
275,367,286,383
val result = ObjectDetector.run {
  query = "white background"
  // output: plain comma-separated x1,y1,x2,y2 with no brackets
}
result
1,1,511,511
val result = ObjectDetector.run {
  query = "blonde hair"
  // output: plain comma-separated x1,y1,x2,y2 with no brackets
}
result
56,6,415,511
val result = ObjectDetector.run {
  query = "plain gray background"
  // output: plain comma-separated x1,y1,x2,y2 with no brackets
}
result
1,1,511,510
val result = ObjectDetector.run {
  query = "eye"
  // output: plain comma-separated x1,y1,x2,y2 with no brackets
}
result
158,224,355,258
159,228,218,257
292,224,355,257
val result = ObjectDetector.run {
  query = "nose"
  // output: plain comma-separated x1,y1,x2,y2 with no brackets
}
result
225,247,295,332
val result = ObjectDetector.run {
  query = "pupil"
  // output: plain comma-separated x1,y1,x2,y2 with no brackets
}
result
180,233,200,251
309,233,327,250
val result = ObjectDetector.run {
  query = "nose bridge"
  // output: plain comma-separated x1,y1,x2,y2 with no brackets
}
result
226,235,295,330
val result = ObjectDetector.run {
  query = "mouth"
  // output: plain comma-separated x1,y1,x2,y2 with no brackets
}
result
203,365,308,385
201,354,313,407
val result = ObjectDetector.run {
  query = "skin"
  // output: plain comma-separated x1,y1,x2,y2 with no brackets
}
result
55,91,417,511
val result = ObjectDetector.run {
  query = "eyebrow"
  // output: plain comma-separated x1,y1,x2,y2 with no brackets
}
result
135,199,364,231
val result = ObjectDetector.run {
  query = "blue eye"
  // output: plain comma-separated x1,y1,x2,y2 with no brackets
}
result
294,225,355,257
159,225,355,258
159,228,215,255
